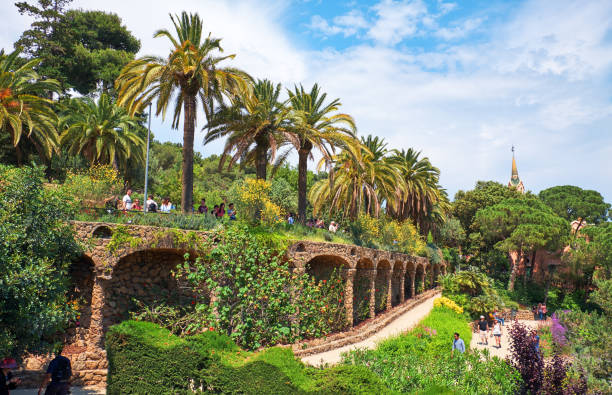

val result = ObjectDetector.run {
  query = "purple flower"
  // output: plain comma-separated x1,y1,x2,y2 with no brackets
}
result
550,313,567,347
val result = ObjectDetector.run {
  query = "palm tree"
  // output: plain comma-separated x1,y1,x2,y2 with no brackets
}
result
59,94,144,171
360,135,405,215
204,79,297,180
287,83,357,222
115,12,250,213
0,49,60,164
309,135,403,219
388,148,449,233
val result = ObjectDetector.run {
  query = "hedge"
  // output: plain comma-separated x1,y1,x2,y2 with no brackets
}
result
106,320,391,394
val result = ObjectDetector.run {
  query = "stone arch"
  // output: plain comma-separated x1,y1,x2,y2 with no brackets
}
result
391,261,404,307
305,255,351,285
404,260,415,299
102,248,195,333
353,258,374,324
65,255,96,348
375,260,391,314
92,225,112,239
415,264,425,295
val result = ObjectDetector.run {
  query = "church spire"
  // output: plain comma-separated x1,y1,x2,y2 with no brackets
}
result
511,146,518,177
508,146,525,193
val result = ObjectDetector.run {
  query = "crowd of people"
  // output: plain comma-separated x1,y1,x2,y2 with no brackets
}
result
119,190,237,220
286,215,340,233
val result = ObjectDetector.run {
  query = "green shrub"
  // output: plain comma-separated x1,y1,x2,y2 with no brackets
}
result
312,365,396,394
106,320,393,394
440,268,503,317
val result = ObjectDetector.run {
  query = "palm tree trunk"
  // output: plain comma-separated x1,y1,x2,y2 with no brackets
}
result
254,134,268,180
181,94,196,214
297,140,312,224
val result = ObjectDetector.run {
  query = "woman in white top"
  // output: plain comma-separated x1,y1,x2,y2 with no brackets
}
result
492,321,502,348
160,198,173,213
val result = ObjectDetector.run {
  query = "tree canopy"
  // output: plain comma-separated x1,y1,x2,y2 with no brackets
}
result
15,1,140,94
473,197,569,289
539,185,610,227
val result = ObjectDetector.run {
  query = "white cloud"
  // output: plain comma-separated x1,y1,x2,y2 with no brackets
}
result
367,0,428,45
308,10,368,38
434,17,484,40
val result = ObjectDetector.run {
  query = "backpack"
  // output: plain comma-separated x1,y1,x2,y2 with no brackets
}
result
148,202,157,213
51,357,71,382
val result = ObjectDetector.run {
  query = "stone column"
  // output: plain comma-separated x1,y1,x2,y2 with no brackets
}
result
399,267,407,303
342,268,356,327
386,269,392,311
409,270,416,298
422,268,427,292
368,269,376,319
87,277,106,348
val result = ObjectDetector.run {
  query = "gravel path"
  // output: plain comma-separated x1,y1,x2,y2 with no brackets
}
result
301,292,440,367
470,319,541,359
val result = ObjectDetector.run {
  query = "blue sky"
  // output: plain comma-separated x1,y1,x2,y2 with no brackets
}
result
1,0,611,203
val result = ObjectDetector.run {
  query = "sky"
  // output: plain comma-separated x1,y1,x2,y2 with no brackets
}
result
1,0,611,203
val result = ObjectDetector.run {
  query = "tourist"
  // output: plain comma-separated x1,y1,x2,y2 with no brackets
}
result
146,195,158,213
537,303,543,321
541,303,547,321
216,203,225,218
122,188,133,211
315,218,325,229
132,198,142,211
451,332,465,356
287,213,295,225
306,218,314,228
532,305,538,320
478,315,489,345
38,346,71,395
492,320,502,348
227,203,236,220
197,199,208,214
328,221,339,233
211,205,219,217
0,358,20,395
160,197,173,213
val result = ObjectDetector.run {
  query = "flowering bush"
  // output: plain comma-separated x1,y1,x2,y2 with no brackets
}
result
233,178,284,226
433,296,464,314
61,164,123,205
173,226,346,349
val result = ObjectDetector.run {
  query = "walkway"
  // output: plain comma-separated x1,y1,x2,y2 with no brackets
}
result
470,319,540,359
301,293,439,366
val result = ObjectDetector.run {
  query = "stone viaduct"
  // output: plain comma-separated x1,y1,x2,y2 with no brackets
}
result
22,221,446,388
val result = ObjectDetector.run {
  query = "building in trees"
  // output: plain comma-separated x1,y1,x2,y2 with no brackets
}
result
507,147,525,193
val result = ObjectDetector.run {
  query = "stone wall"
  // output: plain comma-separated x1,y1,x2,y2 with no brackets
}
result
18,222,445,389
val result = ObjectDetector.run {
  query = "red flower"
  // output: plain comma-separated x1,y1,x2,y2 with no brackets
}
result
191,301,195,305
209,327,214,331
322,280,327,284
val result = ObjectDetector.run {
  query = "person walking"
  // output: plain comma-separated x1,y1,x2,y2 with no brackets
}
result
38,346,71,395
492,320,502,348
478,315,489,345
541,303,547,321
537,303,543,321
122,188,133,211
0,358,20,395
227,203,236,220
451,332,465,356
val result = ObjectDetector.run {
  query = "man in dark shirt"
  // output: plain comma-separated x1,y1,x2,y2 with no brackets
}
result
478,315,489,345
0,358,20,395
38,347,71,395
